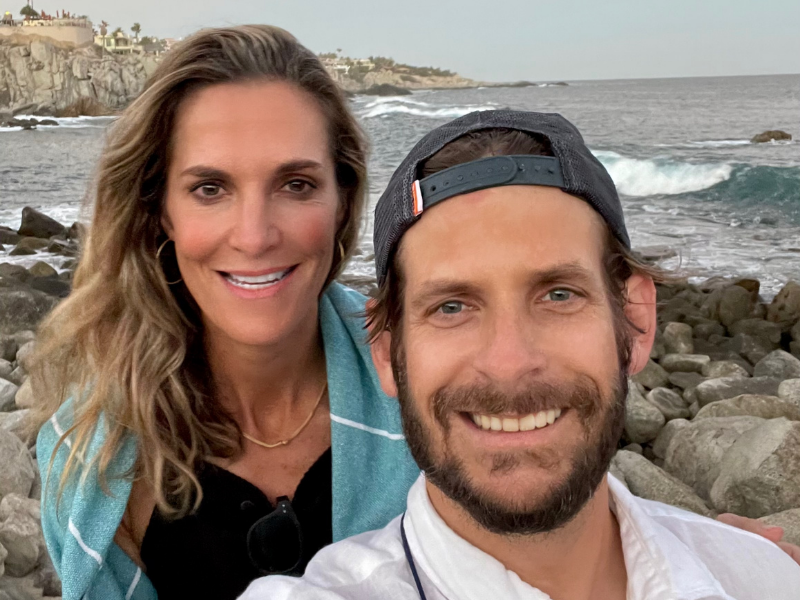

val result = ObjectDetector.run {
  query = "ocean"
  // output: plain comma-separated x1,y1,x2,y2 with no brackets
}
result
1,74,798,295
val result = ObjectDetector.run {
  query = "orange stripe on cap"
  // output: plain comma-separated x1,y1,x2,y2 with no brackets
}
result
412,180,424,216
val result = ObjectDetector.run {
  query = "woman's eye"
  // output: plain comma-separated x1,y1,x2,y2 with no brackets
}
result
546,289,574,302
191,183,223,199
285,179,314,193
438,301,464,315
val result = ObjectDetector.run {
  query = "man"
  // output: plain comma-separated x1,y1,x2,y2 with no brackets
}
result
241,111,800,599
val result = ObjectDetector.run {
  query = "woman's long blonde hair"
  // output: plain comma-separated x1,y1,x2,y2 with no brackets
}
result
30,25,368,516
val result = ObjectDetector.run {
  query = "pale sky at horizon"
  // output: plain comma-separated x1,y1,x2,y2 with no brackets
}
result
7,0,799,82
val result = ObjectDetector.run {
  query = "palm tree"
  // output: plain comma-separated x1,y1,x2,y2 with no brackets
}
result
99,20,108,52
131,22,141,42
20,3,38,18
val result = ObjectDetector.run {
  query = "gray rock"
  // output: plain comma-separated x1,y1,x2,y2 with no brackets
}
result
753,349,800,380
728,318,783,344
0,574,48,599
33,554,61,597
0,511,40,577
14,342,35,372
16,207,65,240
0,285,58,336
13,381,34,411
30,276,71,298
710,418,800,518
0,379,18,412
779,379,800,402
668,371,706,390
695,376,782,407
26,262,57,279
624,385,666,443
621,443,643,455
0,336,16,362
729,333,774,365
646,387,691,420
760,508,800,546
702,360,750,379
6,367,25,387
11,237,49,252
0,429,35,501
694,394,800,421
663,322,694,354
0,359,12,380
653,418,691,459
689,400,700,418
751,130,792,143
693,321,726,340
11,332,35,348
0,410,30,442
0,539,6,579
0,495,40,523
660,354,710,373
663,416,764,500
767,281,800,329
611,450,715,517
718,285,755,327
631,359,670,390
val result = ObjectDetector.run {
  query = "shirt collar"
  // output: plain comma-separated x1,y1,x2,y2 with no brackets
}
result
403,473,732,600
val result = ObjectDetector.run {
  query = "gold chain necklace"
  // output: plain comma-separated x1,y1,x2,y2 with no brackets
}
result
242,383,328,449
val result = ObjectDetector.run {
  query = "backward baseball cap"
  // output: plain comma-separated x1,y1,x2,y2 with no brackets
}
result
373,109,630,286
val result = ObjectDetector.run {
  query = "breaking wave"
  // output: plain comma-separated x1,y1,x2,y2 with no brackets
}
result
357,96,497,119
593,150,733,196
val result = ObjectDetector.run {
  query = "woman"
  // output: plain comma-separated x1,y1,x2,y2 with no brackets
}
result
32,25,419,600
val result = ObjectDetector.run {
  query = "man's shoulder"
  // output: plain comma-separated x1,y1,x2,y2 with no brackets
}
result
240,516,416,600
632,495,800,596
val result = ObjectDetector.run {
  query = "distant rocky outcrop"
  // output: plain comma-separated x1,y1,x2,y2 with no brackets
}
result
751,130,793,144
0,34,159,115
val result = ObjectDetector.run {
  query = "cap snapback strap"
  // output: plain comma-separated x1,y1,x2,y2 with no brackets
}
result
412,155,565,215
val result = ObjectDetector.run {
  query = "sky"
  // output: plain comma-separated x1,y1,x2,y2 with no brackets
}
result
10,0,800,82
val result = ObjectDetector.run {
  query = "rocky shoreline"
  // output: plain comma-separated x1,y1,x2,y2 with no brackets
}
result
3,207,800,596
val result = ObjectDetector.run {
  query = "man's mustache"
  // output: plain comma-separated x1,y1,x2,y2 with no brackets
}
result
431,378,603,429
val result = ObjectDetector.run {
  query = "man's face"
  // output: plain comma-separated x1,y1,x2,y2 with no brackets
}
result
373,186,647,534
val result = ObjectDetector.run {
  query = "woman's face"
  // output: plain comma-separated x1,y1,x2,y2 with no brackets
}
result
163,80,340,347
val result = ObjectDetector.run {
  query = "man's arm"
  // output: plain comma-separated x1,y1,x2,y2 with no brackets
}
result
717,513,800,566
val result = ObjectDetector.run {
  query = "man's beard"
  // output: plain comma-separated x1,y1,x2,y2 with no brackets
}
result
392,345,627,536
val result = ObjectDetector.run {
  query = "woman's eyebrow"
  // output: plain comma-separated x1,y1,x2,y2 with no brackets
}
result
179,165,229,179
179,160,323,180
274,159,324,177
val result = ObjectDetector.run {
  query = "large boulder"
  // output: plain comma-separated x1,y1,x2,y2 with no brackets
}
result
753,349,800,380
14,380,34,410
611,450,715,517
12,237,49,252
0,510,41,576
694,394,800,421
779,379,800,403
652,418,691,459
718,285,756,327
728,318,783,345
663,416,764,500
701,360,750,379
0,429,35,501
646,387,691,420
767,281,800,329
751,130,792,143
0,335,17,362
0,410,30,441
15,341,35,372
710,418,800,518
631,359,669,390
695,376,782,407
16,207,65,239
27,261,57,279
662,322,693,354
623,385,665,443
0,282,58,335
760,508,800,546
0,378,19,412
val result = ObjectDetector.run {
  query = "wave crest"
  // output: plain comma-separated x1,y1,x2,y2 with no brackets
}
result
357,98,497,119
594,151,733,196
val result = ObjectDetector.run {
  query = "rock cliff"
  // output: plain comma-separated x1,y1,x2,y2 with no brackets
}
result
0,34,159,115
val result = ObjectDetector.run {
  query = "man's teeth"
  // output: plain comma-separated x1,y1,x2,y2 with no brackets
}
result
470,409,562,432
225,269,291,289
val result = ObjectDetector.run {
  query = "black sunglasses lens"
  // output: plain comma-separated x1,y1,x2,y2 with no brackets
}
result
247,499,303,574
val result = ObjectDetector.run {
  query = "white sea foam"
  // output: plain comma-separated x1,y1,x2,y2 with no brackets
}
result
593,150,733,197
6,115,115,129
359,100,497,119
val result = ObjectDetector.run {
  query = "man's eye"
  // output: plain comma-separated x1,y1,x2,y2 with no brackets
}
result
438,301,464,315
547,289,574,302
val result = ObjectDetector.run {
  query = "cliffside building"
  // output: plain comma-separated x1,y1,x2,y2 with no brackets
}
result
94,30,139,54
0,14,93,46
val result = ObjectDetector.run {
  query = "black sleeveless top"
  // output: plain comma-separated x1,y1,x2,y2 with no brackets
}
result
140,448,333,600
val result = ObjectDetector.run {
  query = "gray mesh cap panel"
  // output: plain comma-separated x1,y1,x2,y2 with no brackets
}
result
373,110,630,286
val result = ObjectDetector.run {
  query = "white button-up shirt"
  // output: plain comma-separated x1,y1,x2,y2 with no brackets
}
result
240,474,800,600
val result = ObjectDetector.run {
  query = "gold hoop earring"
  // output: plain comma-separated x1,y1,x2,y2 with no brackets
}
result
156,239,183,285
338,240,346,261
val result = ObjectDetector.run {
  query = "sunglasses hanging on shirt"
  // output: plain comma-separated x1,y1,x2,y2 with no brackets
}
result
247,496,304,575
